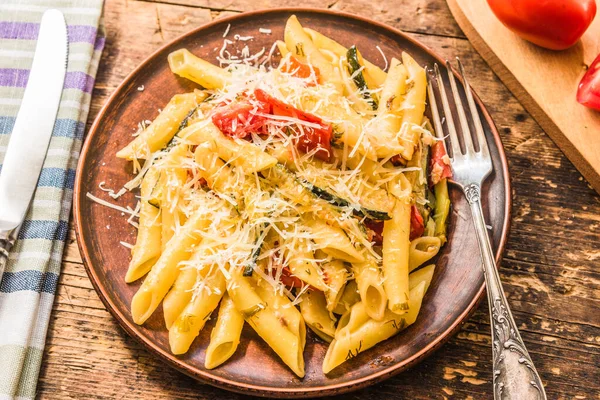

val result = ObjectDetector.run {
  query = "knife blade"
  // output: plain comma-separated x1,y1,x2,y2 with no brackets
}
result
0,9,68,275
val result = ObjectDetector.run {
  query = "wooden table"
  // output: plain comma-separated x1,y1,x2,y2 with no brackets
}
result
37,0,600,398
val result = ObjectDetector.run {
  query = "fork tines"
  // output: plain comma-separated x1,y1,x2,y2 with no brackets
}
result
426,58,490,161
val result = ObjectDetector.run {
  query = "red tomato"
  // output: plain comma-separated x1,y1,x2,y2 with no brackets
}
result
281,56,321,84
254,88,332,161
429,141,452,186
210,96,270,138
365,208,424,244
279,267,305,288
364,220,384,245
487,0,597,50
409,205,425,241
269,265,317,290
577,53,600,111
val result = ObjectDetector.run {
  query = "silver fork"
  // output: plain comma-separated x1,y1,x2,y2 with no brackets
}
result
427,58,547,400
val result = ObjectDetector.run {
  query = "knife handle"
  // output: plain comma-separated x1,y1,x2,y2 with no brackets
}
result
0,227,17,280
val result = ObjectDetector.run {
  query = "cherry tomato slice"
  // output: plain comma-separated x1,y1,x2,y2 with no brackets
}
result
409,205,425,241
210,96,270,138
254,88,332,161
429,141,452,186
281,55,321,84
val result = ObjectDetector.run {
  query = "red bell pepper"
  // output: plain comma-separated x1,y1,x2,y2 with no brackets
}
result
577,53,600,111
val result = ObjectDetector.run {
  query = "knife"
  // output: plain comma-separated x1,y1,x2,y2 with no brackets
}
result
0,9,68,278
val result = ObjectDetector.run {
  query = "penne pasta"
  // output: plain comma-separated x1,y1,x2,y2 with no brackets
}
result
116,92,202,160
370,58,408,159
205,292,245,369
182,121,277,173
408,236,441,272
304,27,387,88
284,15,343,93
168,48,232,89
409,264,435,293
332,279,361,315
160,167,187,249
162,264,198,329
299,290,336,343
169,260,226,355
397,52,427,161
111,15,453,376
307,219,364,263
275,40,289,57
284,238,328,292
228,274,306,377
130,205,215,325
351,259,387,321
125,168,162,283
321,260,349,312
322,280,427,374
382,196,412,315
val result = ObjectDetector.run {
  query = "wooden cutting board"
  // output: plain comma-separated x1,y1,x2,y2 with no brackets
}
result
447,0,600,193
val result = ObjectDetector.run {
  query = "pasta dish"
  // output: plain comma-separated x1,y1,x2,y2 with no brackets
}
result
90,15,452,377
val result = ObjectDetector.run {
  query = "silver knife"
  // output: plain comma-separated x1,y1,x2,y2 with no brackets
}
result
0,9,68,278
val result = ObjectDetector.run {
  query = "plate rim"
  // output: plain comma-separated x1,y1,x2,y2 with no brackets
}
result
74,7,512,397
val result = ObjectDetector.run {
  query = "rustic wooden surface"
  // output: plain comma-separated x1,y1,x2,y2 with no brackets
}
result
37,0,600,398
447,0,600,195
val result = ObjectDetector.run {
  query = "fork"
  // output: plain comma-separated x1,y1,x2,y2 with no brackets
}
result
427,58,547,400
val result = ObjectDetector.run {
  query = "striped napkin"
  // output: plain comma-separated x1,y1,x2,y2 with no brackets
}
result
0,1,105,398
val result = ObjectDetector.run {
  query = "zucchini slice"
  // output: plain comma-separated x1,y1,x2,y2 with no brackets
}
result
301,180,392,221
347,46,378,109
243,224,267,276
265,164,391,221
147,171,162,208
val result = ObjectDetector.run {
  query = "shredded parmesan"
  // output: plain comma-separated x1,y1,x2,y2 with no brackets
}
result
120,241,134,249
98,181,127,199
375,45,388,71
104,38,445,316
86,192,139,216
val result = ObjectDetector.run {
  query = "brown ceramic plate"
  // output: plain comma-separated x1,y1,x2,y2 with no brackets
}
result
74,8,511,398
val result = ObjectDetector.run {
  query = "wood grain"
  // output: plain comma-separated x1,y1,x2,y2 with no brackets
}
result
447,0,600,195
37,0,600,398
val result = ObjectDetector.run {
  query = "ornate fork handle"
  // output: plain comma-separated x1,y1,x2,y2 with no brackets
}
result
465,184,546,400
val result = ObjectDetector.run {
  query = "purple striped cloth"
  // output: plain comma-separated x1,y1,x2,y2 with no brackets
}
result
0,1,105,399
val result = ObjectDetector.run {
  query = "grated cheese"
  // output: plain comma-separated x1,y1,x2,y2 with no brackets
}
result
375,45,388,71
222,23,231,38
104,42,444,306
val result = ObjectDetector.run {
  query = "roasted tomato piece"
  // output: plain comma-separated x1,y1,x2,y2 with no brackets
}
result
211,95,270,138
281,55,321,83
429,141,452,186
254,88,332,161
409,205,425,241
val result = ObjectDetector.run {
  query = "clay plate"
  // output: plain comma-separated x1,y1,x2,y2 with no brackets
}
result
74,8,511,398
